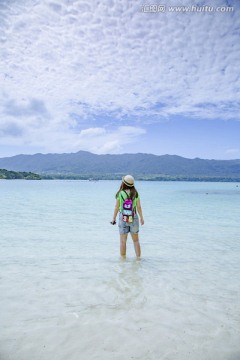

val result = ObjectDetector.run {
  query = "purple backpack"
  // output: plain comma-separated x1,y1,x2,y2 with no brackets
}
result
121,191,134,223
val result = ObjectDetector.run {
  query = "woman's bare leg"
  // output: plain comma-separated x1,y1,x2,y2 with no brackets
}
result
131,233,141,258
120,234,128,257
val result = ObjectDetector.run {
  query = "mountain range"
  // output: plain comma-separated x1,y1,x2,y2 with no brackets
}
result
0,151,239,180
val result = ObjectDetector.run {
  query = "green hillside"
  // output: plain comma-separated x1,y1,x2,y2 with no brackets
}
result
0,151,239,181
0,169,41,180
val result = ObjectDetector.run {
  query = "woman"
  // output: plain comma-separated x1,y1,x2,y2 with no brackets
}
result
111,175,144,258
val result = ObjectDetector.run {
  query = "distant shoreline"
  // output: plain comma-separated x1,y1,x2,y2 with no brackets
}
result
0,169,41,180
1,168,239,182
39,173,239,182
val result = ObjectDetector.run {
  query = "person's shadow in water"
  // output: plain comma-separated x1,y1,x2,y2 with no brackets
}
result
109,258,147,311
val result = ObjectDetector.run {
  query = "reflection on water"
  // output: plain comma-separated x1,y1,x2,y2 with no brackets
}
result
102,258,146,311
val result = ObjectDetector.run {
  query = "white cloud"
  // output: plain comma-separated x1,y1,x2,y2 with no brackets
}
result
225,148,240,155
0,0,239,154
0,118,146,154
74,126,146,154
79,128,106,137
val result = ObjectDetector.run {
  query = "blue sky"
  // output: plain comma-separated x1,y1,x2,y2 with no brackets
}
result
0,0,240,159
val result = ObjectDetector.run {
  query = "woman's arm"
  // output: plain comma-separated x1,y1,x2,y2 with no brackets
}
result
136,198,144,225
112,199,120,223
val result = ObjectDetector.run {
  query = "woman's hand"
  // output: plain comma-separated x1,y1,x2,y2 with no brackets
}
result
111,200,120,225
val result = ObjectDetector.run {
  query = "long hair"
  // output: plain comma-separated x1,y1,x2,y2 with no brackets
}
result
116,181,138,200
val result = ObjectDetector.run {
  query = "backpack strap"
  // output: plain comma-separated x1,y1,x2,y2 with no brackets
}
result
120,190,129,201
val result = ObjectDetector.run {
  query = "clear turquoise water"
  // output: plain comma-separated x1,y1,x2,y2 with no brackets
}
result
0,180,239,360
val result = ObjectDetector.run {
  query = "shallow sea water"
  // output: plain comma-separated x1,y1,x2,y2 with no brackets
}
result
0,180,239,360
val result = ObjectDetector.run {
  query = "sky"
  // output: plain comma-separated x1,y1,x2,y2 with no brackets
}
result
0,0,240,159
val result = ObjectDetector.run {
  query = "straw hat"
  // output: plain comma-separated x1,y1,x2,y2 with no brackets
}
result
122,175,134,187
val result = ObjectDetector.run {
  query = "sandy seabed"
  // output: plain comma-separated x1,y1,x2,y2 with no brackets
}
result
1,254,239,360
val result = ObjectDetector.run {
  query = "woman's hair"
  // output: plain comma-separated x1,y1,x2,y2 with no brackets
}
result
116,181,138,199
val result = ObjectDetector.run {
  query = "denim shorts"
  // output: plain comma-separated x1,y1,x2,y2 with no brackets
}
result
118,213,139,235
